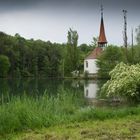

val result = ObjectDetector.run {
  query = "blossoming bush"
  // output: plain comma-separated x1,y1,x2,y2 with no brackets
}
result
101,62,140,100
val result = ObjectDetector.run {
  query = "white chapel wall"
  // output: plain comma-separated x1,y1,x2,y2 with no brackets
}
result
84,59,98,74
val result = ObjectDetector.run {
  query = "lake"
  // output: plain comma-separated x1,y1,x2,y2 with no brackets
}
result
0,78,132,107
0,78,105,102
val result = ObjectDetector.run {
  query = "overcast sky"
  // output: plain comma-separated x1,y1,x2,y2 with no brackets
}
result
0,0,139,45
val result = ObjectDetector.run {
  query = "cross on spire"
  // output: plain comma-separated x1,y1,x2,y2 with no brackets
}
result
101,4,103,18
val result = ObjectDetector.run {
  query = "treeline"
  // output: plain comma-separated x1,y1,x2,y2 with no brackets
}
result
96,45,140,79
1,25,140,78
0,29,94,78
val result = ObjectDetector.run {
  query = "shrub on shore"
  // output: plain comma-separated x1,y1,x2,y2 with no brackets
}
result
101,62,140,101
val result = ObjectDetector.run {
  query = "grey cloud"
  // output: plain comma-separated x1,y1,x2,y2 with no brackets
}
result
0,0,139,45
0,0,139,13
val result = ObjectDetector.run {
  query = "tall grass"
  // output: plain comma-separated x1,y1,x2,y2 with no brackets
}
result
0,88,85,135
0,89,140,135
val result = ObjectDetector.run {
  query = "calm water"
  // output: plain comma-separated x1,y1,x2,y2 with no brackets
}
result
0,78,104,101
0,78,132,107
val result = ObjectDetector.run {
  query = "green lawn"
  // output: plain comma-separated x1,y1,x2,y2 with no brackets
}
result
10,115,140,140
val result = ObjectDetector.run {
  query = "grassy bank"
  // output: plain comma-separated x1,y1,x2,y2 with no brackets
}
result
0,89,140,139
12,115,140,140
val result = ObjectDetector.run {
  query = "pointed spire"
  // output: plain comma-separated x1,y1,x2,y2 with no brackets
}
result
98,5,107,47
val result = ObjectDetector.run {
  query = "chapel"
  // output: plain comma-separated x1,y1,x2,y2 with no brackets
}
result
84,5,107,75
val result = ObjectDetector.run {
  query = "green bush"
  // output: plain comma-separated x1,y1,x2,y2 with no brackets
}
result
101,62,140,100
0,55,10,77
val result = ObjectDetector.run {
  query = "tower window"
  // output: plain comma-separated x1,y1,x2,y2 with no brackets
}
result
86,61,88,68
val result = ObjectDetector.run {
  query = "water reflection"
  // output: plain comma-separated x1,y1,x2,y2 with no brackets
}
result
0,79,102,97
84,80,98,99
0,78,107,106
0,78,84,98
0,78,133,107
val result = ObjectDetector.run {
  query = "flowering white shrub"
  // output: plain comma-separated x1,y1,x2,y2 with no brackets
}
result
101,62,140,99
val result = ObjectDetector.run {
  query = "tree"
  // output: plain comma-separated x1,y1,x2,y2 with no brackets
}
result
136,25,140,45
45,46,62,77
79,43,93,53
96,45,124,79
126,45,140,64
91,36,98,48
65,28,79,75
0,55,11,77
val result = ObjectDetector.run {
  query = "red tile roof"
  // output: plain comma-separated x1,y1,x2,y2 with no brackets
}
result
85,47,103,59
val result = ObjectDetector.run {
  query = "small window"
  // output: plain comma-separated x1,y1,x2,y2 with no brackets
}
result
86,61,88,68
86,89,88,97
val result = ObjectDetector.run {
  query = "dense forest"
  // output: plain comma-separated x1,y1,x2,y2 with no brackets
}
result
0,29,94,78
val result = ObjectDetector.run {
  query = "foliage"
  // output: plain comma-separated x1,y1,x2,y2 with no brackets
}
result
0,55,10,77
0,32,63,77
101,62,140,100
127,45,140,64
0,89,140,136
135,25,140,45
96,45,124,79
64,28,80,75
79,43,95,56
0,89,84,135
91,36,98,48
78,44,94,73
0,31,95,77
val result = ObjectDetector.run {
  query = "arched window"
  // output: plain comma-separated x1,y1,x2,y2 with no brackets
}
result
86,61,88,68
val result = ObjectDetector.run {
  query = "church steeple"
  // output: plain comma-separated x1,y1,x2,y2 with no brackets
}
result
98,5,107,47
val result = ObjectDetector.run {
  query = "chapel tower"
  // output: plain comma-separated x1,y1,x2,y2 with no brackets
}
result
98,5,107,47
